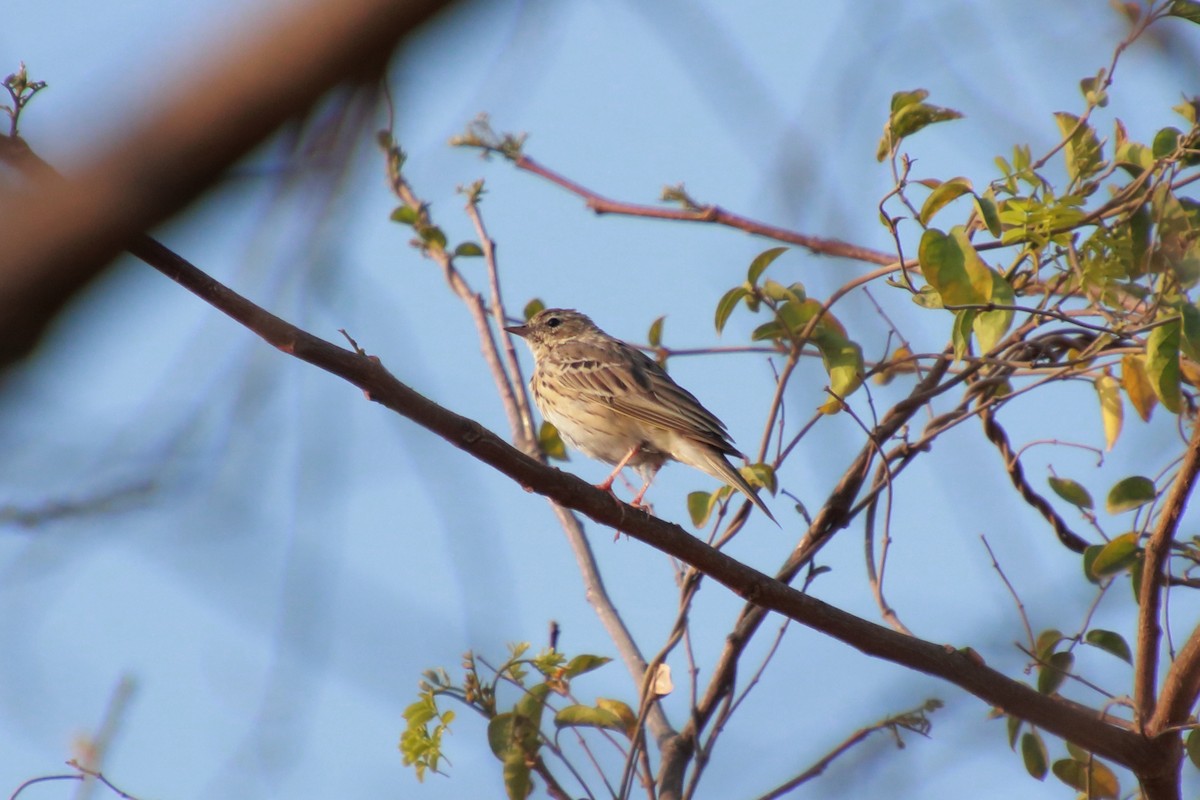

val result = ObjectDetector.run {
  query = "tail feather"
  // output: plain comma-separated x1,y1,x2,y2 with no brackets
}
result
691,446,779,526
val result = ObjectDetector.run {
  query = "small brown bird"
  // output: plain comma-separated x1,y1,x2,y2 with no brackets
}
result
505,308,776,523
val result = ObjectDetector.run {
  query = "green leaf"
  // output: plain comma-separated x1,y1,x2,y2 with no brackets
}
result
502,755,533,800
390,205,418,225
419,225,447,249
1106,477,1156,514
1049,477,1093,509
1007,715,1022,750
1052,757,1119,799
537,421,568,461
813,329,865,412
523,298,545,320
647,315,665,348
563,654,611,679
1035,629,1063,661
918,227,994,305
488,713,516,758
1090,532,1141,577
1131,554,1145,603
687,490,716,528
919,177,974,226
974,191,1003,238
1154,127,1183,159
1055,112,1104,182
1186,728,1200,769
1085,629,1132,663
1038,651,1074,695
1095,373,1123,451
911,284,944,309
596,698,638,738
952,308,976,361
1146,320,1183,413
1122,354,1157,422
742,462,778,495
1181,304,1200,361
454,242,484,257
1170,0,1200,25
747,247,789,285
554,704,626,732
877,89,964,161
973,271,1014,354
714,286,749,334
1082,544,1104,585
1021,731,1049,780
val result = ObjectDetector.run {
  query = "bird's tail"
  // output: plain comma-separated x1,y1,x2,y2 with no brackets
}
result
693,448,778,525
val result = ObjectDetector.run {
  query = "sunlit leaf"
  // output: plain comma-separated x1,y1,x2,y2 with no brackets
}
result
1094,373,1123,451
877,89,964,160
523,298,545,320
974,191,1003,237
918,227,994,305
1187,728,1200,769
1090,532,1141,577
747,247,789,285
1181,304,1200,361
650,663,673,695
919,177,974,226
554,704,625,732
1035,629,1063,661
391,205,419,225
973,271,1014,354
454,242,484,257
1146,320,1183,413
1007,715,1022,750
742,463,778,495
596,698,638,738
1106,476,1156,514
1085,629,1132,663
1021,731,1048,780
1049,477,1093,509
687,490,717,528
563,654,611,678
538,421,569,461
647,315,665,348
1169,0,1200,25
952,308,975,361
715,286,750,334
1122,354,1157,422
1052,757,1119,799
1055,112,1104,182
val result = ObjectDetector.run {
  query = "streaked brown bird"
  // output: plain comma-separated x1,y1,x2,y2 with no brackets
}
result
505,308,776,523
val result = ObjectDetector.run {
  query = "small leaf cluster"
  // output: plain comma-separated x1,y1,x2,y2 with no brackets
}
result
715,247,864,413
400,643,633,800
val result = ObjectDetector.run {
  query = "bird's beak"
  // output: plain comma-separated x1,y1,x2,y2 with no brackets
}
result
504,324,529,338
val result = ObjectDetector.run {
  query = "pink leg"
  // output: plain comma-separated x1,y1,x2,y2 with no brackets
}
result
629,478,653,508
597,445,641,493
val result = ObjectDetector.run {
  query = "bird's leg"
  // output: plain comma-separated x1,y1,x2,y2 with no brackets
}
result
629,477,654,508
597,445,641,493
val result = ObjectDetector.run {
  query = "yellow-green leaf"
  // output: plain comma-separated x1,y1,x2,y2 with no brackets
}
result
919,177,974,226
687,490,717,528
1038,651,1073,695
1049,476,1093,509
554,704,625,732
1095,373,1123,451
647,315,665,348
1146,320,1182,413
1085,629,1132,663
747,247,789,285
1021,731,1048,780
538,421,568,461
1052,757,1119,799
918,227,993,305
973,271,1014,354
1122,354,1157,422
1055,112,1103,182
596,698,638,738
715,286,750,334
1090,532,1141,577
1106,476,1156,514
1187,728,1200,769
523,298,545,320
974,190,1003,237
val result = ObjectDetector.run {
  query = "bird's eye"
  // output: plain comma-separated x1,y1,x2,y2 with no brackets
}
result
546,317,562,328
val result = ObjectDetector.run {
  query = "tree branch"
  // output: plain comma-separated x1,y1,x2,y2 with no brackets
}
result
135,241,1157,774
1137,420,1200,732
0,0,455,368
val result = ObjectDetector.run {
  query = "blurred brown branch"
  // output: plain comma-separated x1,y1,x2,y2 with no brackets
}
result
0,0,455,368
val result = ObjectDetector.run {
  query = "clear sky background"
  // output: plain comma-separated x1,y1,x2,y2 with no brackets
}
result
4,1,1200,799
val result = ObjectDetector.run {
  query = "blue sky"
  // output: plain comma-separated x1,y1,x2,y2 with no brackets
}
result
3,1,1200,799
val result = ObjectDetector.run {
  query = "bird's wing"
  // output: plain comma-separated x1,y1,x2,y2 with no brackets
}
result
552,341,742,457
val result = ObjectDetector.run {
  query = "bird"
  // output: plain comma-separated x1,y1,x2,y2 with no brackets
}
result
505,308,776,524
